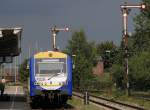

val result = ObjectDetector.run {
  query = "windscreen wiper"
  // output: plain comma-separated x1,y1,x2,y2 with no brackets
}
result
48,73,61,80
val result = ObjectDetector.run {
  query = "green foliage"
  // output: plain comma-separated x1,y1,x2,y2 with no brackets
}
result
96,41,115,55
129,52,150,90
109,0,150,92
111,64,125,89
81,74,113,91
131,0,150,52
96,41,117,69
65,24,150,92
18,59,29,83
111,52,150,91
65,30,115,91
66,30,96,90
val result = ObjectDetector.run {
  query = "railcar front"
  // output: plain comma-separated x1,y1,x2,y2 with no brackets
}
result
29,51,72,104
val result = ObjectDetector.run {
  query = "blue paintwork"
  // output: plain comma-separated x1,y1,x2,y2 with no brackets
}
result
67,55,73,96
29,57,35,96
29,52,73,97
29,57,45,97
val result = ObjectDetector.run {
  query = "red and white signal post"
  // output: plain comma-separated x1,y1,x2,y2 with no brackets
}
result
120,2,146,96
50,26,69,50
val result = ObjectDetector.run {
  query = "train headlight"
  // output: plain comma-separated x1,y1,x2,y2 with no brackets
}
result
59,82,65,85
59,82,61,85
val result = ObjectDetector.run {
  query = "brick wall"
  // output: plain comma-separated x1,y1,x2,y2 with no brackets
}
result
93,61,104,76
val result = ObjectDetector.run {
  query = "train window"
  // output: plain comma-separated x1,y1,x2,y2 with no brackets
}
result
37,62,66,75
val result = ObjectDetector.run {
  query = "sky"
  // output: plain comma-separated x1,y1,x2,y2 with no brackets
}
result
0,0,141,64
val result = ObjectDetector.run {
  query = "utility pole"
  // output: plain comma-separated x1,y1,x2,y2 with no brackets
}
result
19,53,22,65
14,57,16,84
50,26,69,50
0,64,2,77
35,40,39,53
120,2,146,96
28,46,31,59
9,63,12,77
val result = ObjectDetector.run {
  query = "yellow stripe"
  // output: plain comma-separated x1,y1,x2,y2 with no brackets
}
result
34,82,62,86
42,84,62,87
34,51,67,58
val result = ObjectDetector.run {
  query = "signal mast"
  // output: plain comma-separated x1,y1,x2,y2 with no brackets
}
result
120,2,146,96
50,26,69,51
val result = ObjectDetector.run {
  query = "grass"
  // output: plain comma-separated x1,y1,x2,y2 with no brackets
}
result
90,89,150,110
115,95,150,109
68,97,104,110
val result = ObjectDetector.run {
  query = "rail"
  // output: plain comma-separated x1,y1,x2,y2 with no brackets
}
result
73,91,148,110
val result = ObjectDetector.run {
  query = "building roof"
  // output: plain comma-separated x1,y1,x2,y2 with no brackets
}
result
0,27,22,56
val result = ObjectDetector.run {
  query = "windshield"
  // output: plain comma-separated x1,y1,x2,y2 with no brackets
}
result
35,58,67,76
38,62,64,74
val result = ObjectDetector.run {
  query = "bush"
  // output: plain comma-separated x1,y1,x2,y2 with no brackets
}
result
129,52,150,91
111,64,125,89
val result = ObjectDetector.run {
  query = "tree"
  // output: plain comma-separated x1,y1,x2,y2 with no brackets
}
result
111,64,125,89
130,0,150,52
96,41,117,69
65,30,96,90
129,52,150,91
18,59,29,83
96,41,115,55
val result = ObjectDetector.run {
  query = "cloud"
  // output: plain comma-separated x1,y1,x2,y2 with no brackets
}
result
0,0,141,62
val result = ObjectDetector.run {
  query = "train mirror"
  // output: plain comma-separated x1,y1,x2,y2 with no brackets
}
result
26,65,29,70
73,64,75,69
72,55,76,69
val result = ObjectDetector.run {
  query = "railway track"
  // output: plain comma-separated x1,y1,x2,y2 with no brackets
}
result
29,104,74,110
133,96,150,101
28,99,75,110
29,103,75,110
73,92,148,110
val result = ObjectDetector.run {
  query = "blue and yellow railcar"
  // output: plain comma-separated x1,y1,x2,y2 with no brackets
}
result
29,51,72,104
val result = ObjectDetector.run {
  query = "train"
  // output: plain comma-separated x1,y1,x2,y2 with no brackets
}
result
29,50,72,105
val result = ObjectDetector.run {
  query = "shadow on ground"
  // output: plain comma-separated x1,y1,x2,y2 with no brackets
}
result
30,102,75,110
0,94,75,110
0,94,26,102
0,94,10,101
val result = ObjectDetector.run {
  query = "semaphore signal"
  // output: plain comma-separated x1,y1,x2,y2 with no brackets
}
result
120,2,146,96
50,26,69,50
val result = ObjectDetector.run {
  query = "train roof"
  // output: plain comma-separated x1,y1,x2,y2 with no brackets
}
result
34,51,67,59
